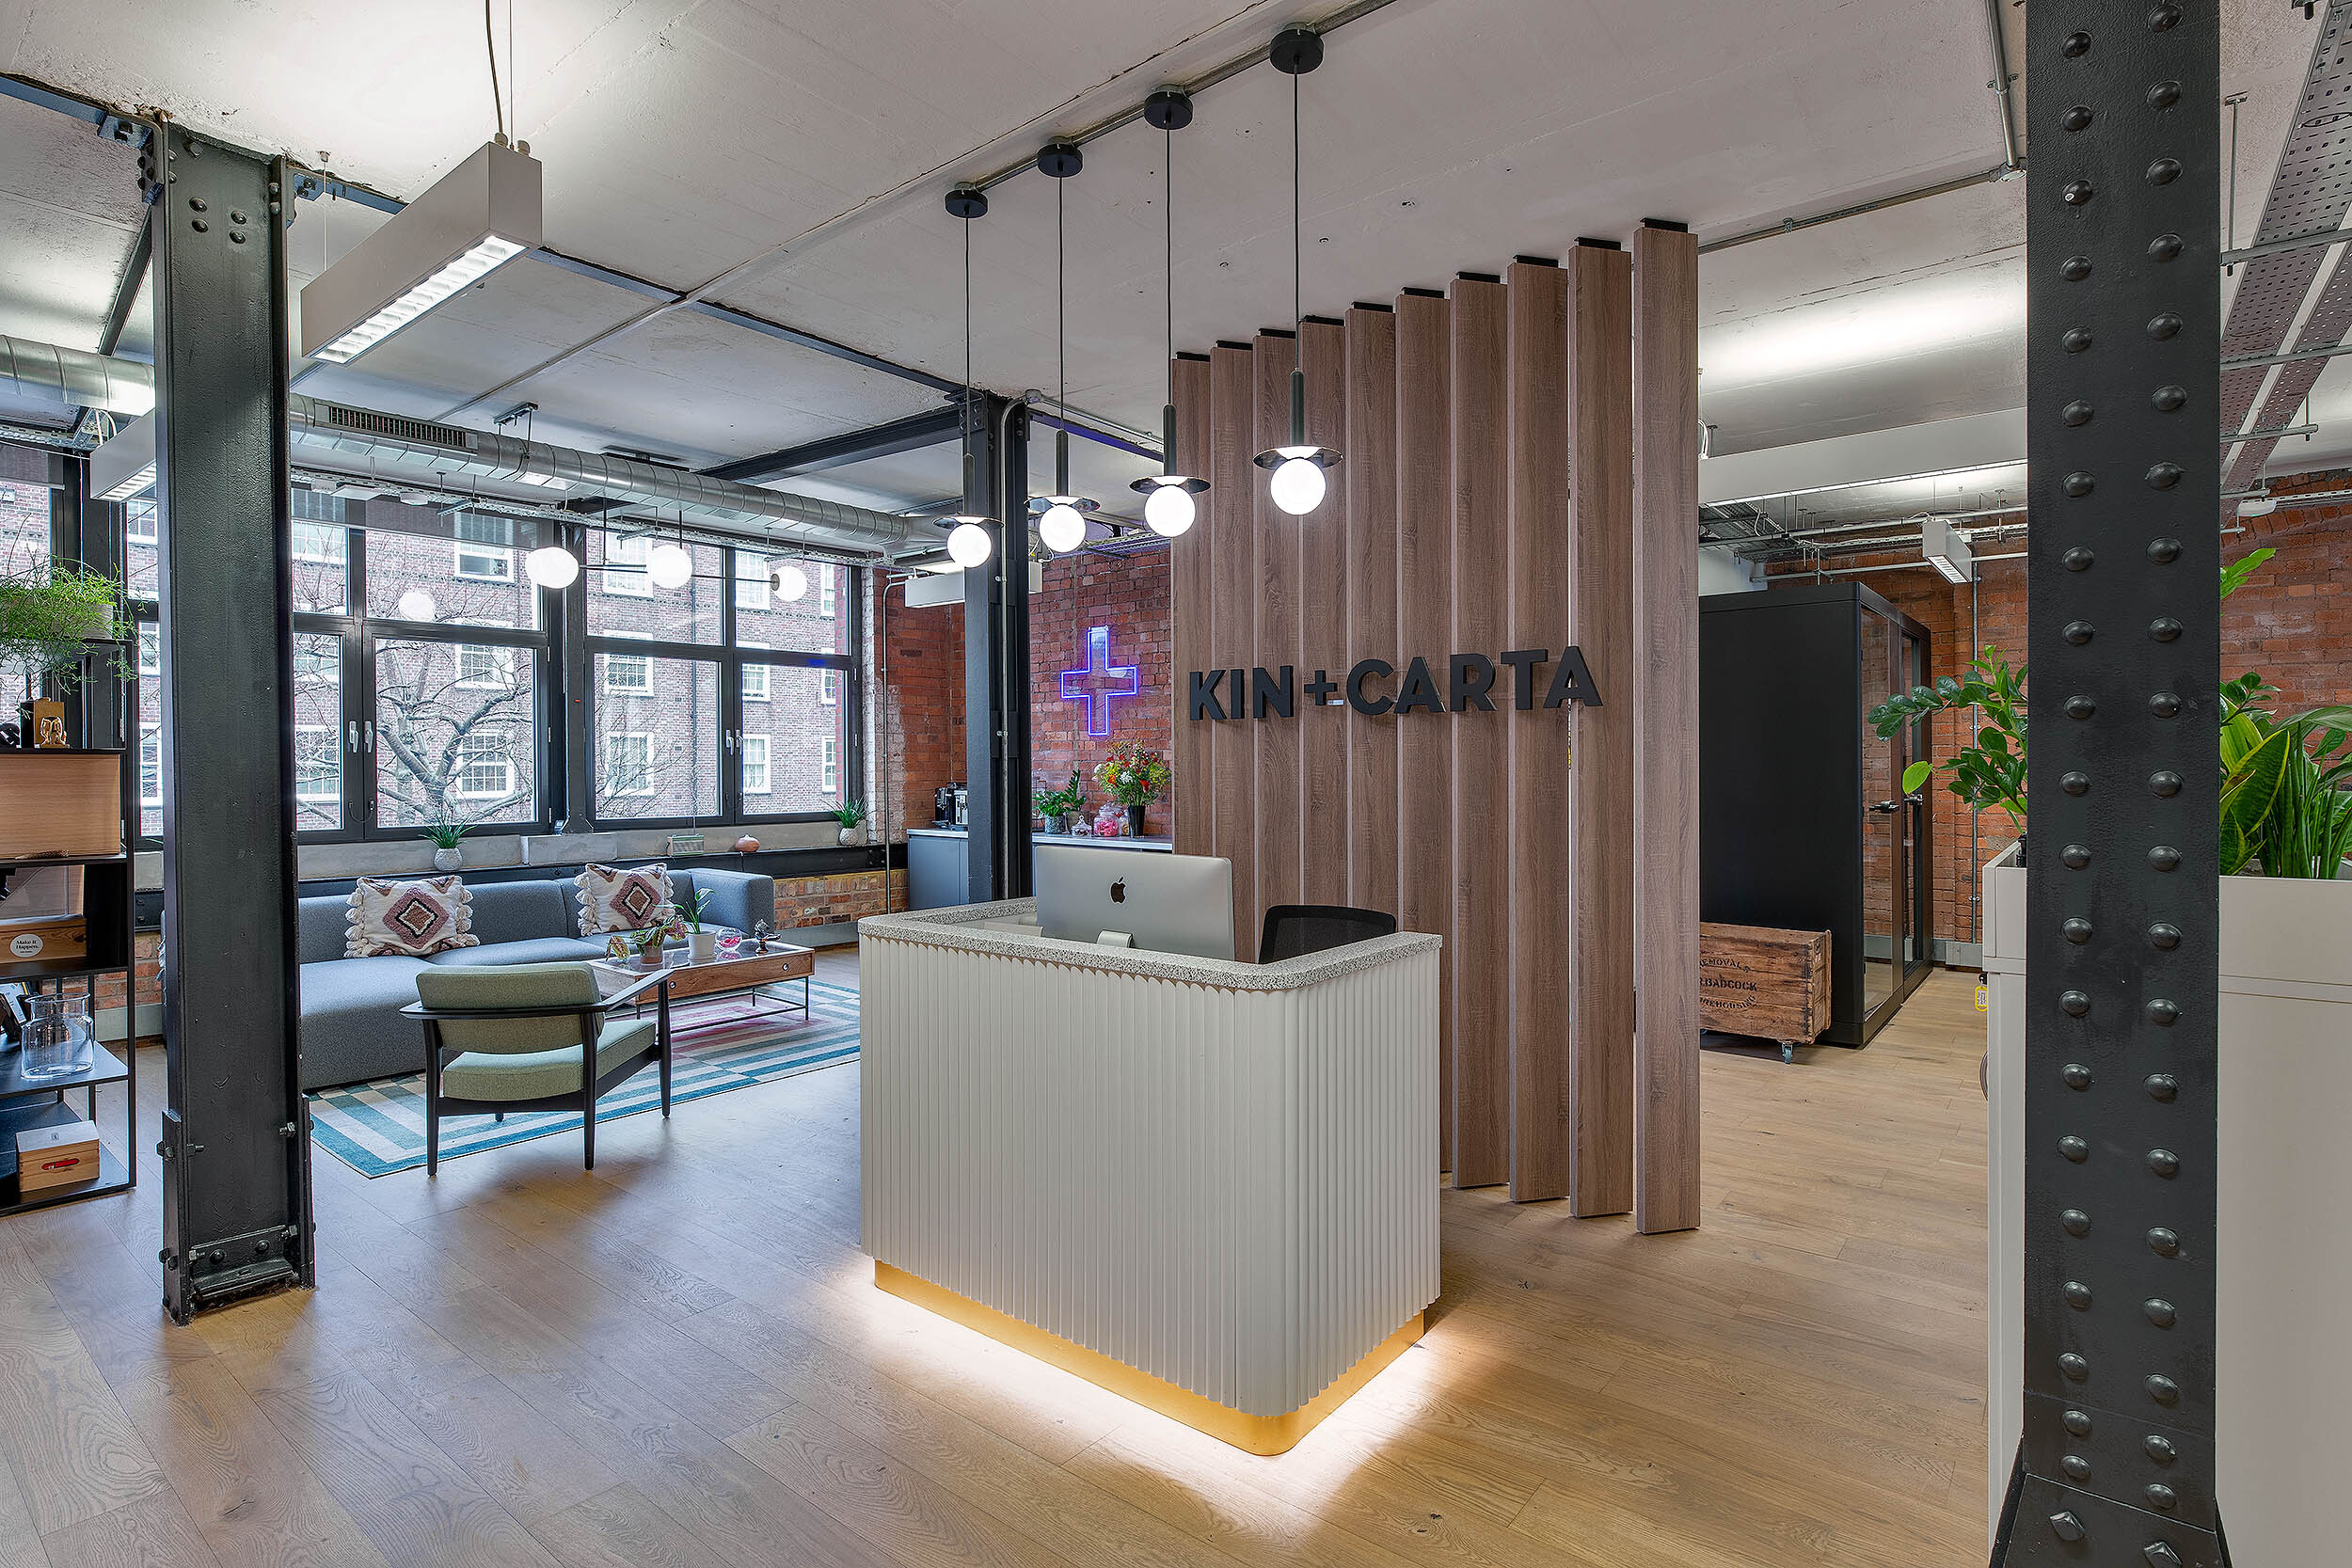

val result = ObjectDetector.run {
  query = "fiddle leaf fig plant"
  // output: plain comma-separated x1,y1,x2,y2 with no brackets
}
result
1869,651,2029,832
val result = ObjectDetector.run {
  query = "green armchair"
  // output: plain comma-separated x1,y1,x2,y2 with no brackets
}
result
402,962,672,1174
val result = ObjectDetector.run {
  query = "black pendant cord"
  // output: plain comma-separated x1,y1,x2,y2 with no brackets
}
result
1166,128,1175,413
962,215,974,509
1289,68,1305,446
1057,175,1071,497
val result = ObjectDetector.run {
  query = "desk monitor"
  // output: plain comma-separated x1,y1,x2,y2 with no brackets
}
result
1034,847,1235,961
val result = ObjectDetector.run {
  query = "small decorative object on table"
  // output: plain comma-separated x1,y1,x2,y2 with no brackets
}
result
667,831,707,857
1091,801,1124,838
421,808,467,872
749,919,772,955
1093,740,1169,840
15,1117,101,1192
19,993,94,1081
733,834,761,853
1032,771,1087,836
29,703,66,749
830,800,867,847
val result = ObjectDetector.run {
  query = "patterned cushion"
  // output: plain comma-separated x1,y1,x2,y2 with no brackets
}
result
344,876,479,958
575,863,672,934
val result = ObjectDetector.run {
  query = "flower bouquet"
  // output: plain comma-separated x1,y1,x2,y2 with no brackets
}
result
1093,741,1170,838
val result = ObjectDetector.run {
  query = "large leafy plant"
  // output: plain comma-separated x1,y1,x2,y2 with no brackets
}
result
0,561,127,697
1869,650,2028,832
1867,546,2352,876
2218,672,2352,878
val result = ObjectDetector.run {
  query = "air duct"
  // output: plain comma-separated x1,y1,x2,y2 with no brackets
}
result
285,396,911,555
0,334,154,416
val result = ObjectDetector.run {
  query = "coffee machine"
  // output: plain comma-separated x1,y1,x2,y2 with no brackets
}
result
934,784,969,828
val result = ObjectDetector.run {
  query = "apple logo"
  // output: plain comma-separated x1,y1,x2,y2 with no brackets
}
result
1110,879,1127,904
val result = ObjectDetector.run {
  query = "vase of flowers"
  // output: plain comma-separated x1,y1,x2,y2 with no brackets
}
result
1093,741,1169,840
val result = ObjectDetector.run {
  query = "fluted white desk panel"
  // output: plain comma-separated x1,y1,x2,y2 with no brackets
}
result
860,900,1441,1419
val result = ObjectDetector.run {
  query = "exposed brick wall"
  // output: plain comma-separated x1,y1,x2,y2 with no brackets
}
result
1767,473,2352,957
880,578,963,836
92,931,166,1042
879,549,1179,840
1027,547,1174,837
772,869,906,928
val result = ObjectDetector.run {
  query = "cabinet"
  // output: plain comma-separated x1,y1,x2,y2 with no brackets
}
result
0,748,136,1213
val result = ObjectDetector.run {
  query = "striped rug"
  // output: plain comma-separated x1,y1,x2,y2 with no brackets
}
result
307,978,860,1178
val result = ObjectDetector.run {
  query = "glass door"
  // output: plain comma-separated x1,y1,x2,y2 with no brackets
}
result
1858,609,1900,1015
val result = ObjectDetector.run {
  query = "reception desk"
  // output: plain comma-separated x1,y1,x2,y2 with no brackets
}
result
858,898,1440,1453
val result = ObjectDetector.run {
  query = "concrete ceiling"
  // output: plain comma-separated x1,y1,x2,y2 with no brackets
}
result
0,0,2326,520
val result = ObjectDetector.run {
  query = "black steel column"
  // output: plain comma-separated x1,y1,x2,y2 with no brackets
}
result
1998,4,2225,1564
151,129,312,1323
964,394,1032,899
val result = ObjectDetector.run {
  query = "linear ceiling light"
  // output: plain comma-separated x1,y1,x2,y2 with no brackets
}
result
299,139,542,364
90,411,156,501
1131,89,1209,538
1254,28,1340,516
1921,515,1975,584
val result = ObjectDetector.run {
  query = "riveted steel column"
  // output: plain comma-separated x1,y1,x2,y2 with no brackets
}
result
151,130,312,1323
1996,4,2227,1565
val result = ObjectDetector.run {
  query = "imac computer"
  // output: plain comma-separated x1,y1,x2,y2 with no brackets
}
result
1034,847,1236,961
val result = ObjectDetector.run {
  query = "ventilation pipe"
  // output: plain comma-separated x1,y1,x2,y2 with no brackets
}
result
286,396,912,555
0,334,154,415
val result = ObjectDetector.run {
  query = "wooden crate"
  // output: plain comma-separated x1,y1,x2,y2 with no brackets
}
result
16,1118,102,1193
1698,922,1831,1051
0,752,122,860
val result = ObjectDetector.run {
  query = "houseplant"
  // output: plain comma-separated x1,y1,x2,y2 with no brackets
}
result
626,903,688,969
831,800,868,847
1033,771,1086,835
421,810,468,872
1093,741,1169,839
0,561,127,705
679,887,719,962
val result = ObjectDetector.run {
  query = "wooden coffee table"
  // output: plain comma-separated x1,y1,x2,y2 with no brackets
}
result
590,942,816,1037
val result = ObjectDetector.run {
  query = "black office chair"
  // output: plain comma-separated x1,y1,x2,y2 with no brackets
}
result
1258,905,1397,962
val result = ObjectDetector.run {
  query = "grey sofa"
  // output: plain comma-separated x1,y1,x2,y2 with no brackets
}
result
295,868,773,1090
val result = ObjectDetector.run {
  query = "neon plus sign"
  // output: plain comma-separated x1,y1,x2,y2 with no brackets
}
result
1058,625,1139,738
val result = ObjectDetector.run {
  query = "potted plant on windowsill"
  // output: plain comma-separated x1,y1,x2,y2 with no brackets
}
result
831,800,868,847
1032,771,1086,837
1093,742,1169,840
421,809,469,873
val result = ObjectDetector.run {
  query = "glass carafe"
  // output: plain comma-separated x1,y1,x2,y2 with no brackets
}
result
19,994,93,1081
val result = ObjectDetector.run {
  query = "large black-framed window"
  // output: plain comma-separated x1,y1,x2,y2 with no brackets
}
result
123,497,866,847
578,530,861,831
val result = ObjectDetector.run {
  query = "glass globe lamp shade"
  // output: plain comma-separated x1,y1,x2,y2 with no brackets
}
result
771,562,809,601
395,589,437,623
1268,453,1327,516
523,546,580,589
1142,479,1198,538
946,521,993,569
1038,502,1088,554
645,541,694,589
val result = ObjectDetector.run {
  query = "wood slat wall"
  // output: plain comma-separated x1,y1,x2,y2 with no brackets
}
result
1344,306,1400,920
1503,258,1574,1203
1252,332,1304,943
1630,223,1703,1234
1170,354,1215,862
1165,250,1691,1214
1208,343,1260,959
1566,242,1638,1217
1393,291,1457,1175
1297,320,1351,908
1448,276,1511,1191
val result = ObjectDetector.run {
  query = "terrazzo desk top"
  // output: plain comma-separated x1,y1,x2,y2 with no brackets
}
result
858,898,1440,991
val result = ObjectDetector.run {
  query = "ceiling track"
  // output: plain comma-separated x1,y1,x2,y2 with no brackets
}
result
2217,3,2352,491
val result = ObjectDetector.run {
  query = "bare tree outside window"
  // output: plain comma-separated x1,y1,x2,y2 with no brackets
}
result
373,636,536,828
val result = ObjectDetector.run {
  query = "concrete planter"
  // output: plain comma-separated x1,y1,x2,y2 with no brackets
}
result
1984,847,2352,1562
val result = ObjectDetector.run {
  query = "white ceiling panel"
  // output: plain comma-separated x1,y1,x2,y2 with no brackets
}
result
0,95,143,350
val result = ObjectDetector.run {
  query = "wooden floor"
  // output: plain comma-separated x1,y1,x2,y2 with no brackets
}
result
0,958,1991,1568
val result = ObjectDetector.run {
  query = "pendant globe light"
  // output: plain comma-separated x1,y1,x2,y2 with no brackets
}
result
1030,141,1097,555
1131,88,1210,539
936,182,996,572
1254,26,1340,516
